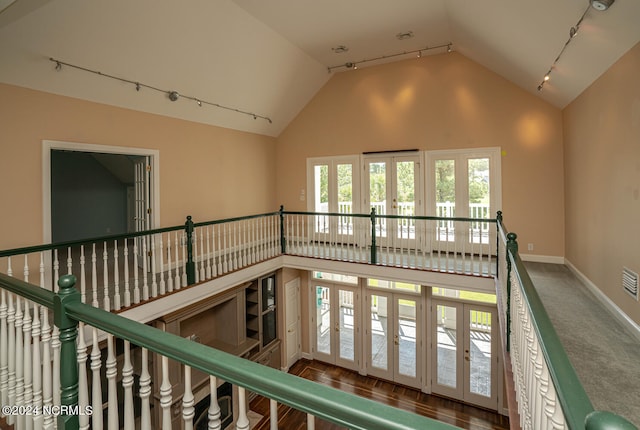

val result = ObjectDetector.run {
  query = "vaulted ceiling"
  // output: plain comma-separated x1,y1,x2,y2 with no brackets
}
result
1,0,639,137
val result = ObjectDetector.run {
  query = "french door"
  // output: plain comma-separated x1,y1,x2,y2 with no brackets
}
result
366,291,422,388
426,148,500,255
431,299,498,410
364,155,422,249
312,283,359,370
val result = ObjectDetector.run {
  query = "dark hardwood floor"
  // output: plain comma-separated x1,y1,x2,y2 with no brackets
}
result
250,359,510,430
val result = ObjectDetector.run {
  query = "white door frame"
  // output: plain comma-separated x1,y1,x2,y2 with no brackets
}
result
42,140,160,243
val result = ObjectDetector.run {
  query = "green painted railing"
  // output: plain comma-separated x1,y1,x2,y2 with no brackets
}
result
0,271,461,430
498,221,637,430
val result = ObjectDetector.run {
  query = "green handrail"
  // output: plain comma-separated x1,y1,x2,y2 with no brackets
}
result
55,275,459,430
505,235,637,430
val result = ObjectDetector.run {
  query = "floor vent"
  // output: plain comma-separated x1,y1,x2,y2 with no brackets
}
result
622,267,638,300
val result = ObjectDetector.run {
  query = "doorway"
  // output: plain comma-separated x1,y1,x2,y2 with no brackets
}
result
363,154,422,249
366,291,422,388
431,298,498,410
311,282,360,371
43,140,160,244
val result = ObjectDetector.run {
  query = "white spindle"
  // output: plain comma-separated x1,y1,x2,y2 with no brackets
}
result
181,233,188,287
14,294,24,429
31,302,42,430
174,232,182,290
23,294,33,430
241,220,247,267
167,234,174,293
92,244,99,308
80,245,86,304
217,225,223,275
67,247,73,275
183,365,195,430
123,239,131,307
113,240,121,310
90,328,103,430
222,224,228,274
307,413,315,430
0,283,7,409
139,348,152,430
142,236,149,300
160,356,172,430
235,386,250,430
159,234,166,295
193,231,200,283
207,375,221,430
53,250,59,291
103,242,110,311
270,399,278,430
250,220,256,265
77,323,89,430
232,223,238,270
106,334,119,430
199,228,206,281
6,290,15,426
122,340,135,430
151,235,158,297
133,239,141,304
206,226,213,278
41,306,53,430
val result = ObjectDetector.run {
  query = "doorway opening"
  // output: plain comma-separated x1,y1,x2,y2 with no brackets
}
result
42,140,160,244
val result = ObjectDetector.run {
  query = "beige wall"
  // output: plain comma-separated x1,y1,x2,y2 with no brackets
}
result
0,83,277,249
563,42,640,323
276,52,565,258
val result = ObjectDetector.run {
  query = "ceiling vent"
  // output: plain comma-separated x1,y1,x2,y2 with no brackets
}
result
396,31,414,40
622,267,638,300
590,0,615,11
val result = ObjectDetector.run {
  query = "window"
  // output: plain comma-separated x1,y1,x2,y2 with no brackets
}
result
367,278,421,293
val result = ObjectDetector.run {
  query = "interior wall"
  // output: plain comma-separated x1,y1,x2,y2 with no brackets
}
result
276,52,565,258
0,83,277,249
563,42,640,324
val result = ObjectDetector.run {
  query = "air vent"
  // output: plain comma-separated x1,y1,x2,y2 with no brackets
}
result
622,267,638,300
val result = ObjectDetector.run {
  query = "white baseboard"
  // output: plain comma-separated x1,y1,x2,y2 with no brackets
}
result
565,259,640,343
519,253,565,264
301,352,313,360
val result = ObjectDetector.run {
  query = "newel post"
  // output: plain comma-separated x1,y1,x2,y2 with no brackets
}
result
54,274,80,430
505,232,518,351
185,216,196,285
585,410,638,430
279,205,286,255
370,207,377,265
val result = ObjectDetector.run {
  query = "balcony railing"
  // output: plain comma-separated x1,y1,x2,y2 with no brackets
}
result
495,213,636,430
0,209,636,429
0,208,494,313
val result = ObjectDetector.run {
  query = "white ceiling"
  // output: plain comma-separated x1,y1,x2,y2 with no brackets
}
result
1,0,639,137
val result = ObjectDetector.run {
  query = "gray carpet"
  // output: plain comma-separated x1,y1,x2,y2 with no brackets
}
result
524,262,640,427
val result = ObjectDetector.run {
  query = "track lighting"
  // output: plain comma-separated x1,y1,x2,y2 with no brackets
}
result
328,43,452,72
537,1,611,92
48,57,272,123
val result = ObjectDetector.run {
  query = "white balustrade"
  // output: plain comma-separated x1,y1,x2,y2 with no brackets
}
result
183,365,195,430
77,323,89,430
122,340,135,430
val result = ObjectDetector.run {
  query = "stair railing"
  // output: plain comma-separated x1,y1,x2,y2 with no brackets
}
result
496,214,636,430
0,271,462,430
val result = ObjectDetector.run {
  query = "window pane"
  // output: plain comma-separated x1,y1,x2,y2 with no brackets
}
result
314,164,329,213
432,287,496,304
367,278,420,293
468,158,490,244
313,271,358,284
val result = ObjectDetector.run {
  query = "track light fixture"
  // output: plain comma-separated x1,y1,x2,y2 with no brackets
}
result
328,43,452,72
48,57,273,124
537,0,614,92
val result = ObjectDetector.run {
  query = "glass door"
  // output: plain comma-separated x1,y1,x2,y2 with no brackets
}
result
366,291,421,388
312,283,359,370
364,155,421,250
427,149,500,256
431,298,498,410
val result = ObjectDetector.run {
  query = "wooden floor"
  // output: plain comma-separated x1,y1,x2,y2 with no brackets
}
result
250,359,510,430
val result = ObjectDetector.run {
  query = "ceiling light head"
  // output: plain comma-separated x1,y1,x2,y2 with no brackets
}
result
168,91,179,101
396,31,414,40
447,44,452,53
332,45,349,54
345,62,354,69
590,0,614,11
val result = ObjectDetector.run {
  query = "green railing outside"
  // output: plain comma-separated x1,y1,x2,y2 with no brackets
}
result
0,271,462,430
500,228,637,430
